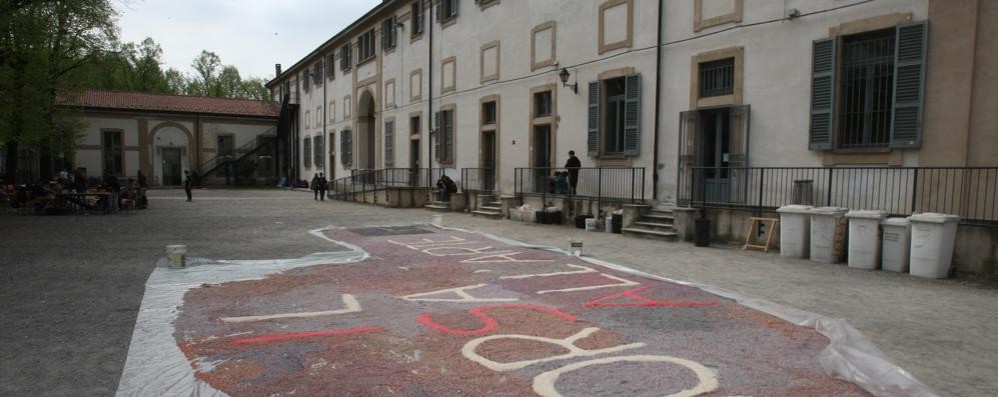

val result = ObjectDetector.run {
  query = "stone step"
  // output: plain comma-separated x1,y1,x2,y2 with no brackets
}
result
487,201,502,206
641,213,675,222
480,204,502,211
632,221,676,231
424,204,451,212
621,228,679,241
471,210,503,218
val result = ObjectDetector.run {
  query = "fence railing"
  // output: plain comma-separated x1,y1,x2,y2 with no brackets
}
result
330,168,447,198
514,167,646,204
679,166,998,226
461,168,495,194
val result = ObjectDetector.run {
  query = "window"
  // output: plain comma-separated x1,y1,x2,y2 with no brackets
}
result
587,74,641,156
384,121,395,166
305,110,310,129
382,16,398,50
534,91,551,117
316,106,322,126
303,137,312,168
340,43,352,72
810,22,927,151
312,62,322,86
102,130,123,175
698,58,734,98
435,109,454,163
302,72,310,92
482,101,496,126
411,1,424,36
325,53,335,79
340,130,352,166
329,101,336,122
359,29,376,62
436,0,458,22
476,0,499,8
314,135,324,167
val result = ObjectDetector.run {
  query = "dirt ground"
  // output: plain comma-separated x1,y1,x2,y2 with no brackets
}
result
0,188,995,396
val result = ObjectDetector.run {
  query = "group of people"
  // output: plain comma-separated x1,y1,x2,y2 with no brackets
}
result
6,168,150,214
310,173,329,201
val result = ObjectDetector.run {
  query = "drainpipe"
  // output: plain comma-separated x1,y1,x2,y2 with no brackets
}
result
323,61,328,178
427,8,435,185
652,0,663,201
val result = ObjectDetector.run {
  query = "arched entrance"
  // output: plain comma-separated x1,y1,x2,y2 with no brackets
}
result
357,91,376,170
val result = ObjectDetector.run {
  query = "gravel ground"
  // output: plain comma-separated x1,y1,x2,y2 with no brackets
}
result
0,188,995,396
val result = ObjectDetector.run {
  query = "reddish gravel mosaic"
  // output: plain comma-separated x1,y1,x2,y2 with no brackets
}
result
172,226,872,396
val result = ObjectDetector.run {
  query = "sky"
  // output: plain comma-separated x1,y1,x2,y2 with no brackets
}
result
115,0,381,81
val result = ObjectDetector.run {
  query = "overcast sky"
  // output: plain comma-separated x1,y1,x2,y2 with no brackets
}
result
115,0,381,81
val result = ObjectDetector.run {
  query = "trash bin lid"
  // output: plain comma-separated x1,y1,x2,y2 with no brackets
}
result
777,205,814,214
907,212,961,224
845,210,888,219
811,206,849,215
882,217,911,227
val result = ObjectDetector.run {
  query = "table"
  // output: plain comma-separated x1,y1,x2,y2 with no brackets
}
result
56,192,113,214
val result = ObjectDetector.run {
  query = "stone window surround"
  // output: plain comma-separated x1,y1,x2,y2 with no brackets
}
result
531,21,557,71
479,0,499,11
480,40,500,84
479,94,501,180
441,56,457,94
344,95,352,119
693,0,743,32
598,0,633,55
410,110,423,140
410,68,423,102
385,79,396,108
329,100,336,122
688,46,743,110
529,83,557,168
594,66,637,166
100,128,126,175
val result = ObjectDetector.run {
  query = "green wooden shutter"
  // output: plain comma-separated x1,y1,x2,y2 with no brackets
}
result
434,111,441,161
890,21,928,149
587,81,600,157
445,110,453,162
623,74,641,156
809,38,836,150
435,0,442,21
451,0,458,17
341,130,351,166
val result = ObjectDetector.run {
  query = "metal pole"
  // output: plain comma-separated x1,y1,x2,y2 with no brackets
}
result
911,168,919,214
826,167,834,207
757,168,765,216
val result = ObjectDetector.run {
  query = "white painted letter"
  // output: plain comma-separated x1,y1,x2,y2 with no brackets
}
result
462,327,644,371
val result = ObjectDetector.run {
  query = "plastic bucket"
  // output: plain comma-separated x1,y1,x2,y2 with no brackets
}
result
165,245,186,269
432,214,443,227
585,218,597,232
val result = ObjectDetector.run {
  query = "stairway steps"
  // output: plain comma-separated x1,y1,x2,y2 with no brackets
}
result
471,210,503,218
641,213,675,222
633,221,675,230
621,228,678,241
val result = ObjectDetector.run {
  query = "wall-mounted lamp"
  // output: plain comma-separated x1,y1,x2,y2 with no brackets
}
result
559,68,577,94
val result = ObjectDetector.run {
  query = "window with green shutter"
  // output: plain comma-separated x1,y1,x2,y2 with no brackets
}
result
588,75,640,157
436,0,458,22
340,130,352,166
809,38,835,150
382,16,397,50
384,121,395,166
325,54,335,80
587,81,600,156
890,21,927,149
303,137,312,168
340,43,352,72
411,1,424,36
314,135,324,167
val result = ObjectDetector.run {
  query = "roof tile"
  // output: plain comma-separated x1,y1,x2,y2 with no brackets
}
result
60,90,280,118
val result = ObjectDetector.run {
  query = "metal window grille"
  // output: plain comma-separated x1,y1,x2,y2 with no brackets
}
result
699,58,734,98
839,29,895,149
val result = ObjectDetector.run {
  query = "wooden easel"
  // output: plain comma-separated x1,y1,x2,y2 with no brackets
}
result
743,217,779,253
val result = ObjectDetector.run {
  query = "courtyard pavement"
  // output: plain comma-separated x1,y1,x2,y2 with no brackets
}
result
1,188,995,396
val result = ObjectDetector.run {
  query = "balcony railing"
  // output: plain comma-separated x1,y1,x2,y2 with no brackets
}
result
514,167,646,204
679,166,998,227
331,168,447,198
461,168,495,194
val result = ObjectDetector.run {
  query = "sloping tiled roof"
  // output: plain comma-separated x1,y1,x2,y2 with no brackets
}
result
61,90,281,118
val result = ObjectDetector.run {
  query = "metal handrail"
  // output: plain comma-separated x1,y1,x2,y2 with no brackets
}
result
513,167,646,206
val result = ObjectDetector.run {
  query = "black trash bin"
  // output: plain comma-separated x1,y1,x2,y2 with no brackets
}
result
611,214,623,234
694,218,711,247
575,215,593,229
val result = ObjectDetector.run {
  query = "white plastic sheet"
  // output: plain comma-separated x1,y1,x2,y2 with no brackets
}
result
116,224,936,397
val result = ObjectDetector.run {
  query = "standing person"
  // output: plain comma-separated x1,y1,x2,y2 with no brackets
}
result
311,173,320,200
137,170,148,209
564,150,581,195
318,172,328,201
184,170,193,202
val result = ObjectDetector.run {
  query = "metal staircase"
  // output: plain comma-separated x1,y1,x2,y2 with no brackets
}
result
198,128,277,185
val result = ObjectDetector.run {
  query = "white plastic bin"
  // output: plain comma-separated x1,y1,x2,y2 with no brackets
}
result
165,245,186,269
845,210,887,270
810,207,849,264
777,205,814,258
907,213,961,279
881,217,912,273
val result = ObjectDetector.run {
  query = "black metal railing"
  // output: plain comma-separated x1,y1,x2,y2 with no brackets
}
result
199,128,277,177
461,168,495,194
514,167,646,204
679,166,998,226
330,168,447,198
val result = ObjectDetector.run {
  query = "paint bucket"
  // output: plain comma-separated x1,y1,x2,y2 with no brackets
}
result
432,214,443,227
585,218,597,232
166,245,186,268
569,239,583,257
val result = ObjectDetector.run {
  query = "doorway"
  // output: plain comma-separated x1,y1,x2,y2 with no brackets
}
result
162,148,182,186
481,130,496,191
532,124,552,193
358,93,376,171
698,107,731,202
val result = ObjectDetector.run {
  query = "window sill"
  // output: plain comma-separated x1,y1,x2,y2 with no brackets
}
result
410,32,423,43
440,16,458,29
357,56,376,67
832,147,891,154
383,46,396,56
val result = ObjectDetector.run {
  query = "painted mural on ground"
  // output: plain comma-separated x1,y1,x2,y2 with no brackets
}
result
172,225,870,396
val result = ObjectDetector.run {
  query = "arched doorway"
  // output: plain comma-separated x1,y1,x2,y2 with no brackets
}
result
357,91,376,171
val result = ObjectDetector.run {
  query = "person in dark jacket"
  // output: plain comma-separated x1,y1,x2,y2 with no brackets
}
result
311,174,320,200
564,150,581,195
137,170,148,209
436,175,457,202
317,172,328,201
184,170,193,202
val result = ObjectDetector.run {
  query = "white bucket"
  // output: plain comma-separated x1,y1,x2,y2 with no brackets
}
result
569,239,584,257
585,218,597,232
165,245,186,269
432,214,443,227
605,216,614,233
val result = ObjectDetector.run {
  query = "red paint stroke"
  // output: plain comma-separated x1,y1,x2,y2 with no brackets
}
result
231,326,383,345
584,286,719,308
418,304,577,335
